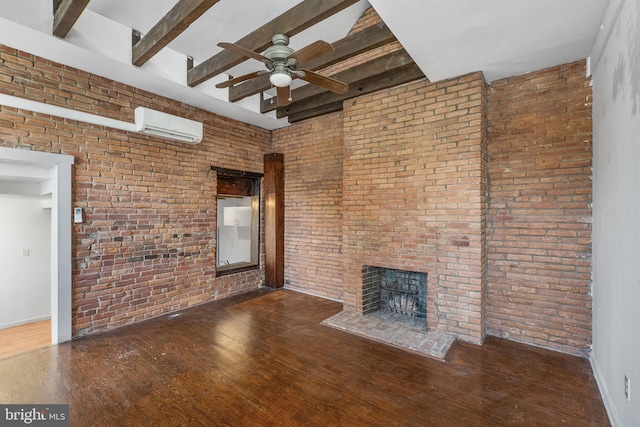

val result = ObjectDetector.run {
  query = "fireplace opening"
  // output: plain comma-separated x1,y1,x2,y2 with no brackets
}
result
381,278,426,318
322,265,453,360
362,266,428,326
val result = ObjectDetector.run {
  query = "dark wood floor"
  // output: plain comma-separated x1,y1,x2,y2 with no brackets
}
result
0,289,609,426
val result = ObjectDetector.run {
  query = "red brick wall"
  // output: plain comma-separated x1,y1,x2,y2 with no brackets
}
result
0,39,594,355
486,61,593,356
271,112,344,300
0,45,270,336
342,73,487,344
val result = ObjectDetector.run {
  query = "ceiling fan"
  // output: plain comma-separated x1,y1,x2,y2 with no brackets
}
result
215,34,349,106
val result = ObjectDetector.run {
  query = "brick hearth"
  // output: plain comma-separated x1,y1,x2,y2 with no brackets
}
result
323,310,455,360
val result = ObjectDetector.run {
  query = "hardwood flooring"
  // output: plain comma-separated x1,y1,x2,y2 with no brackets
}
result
0,289,609,426
0,319,50,359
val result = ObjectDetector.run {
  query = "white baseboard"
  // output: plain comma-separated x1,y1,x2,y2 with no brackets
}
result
591,353,620,427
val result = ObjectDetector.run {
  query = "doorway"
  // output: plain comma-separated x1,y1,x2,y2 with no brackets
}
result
0,147,74,344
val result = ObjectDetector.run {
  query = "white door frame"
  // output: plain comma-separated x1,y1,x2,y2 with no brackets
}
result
0,147,74,344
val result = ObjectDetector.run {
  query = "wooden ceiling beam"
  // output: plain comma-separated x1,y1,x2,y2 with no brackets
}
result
132,0,221,67
260,49,419,114
285,65,424,123
276,59,425,123
187,0,359,87
52,0,91,38
228,21,396,103
287,101,345,122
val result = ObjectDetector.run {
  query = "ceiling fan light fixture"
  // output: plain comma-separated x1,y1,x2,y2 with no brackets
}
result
217,34,346,106
269,72,292,88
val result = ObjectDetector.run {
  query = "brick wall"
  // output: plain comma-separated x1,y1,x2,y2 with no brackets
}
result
486,61,593,356
342,73,487,344
271,112,344,300
0,45,270,336
0,30,594,354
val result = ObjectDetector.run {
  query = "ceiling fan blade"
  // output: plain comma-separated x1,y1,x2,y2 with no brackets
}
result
299,69,348,94
217,42,272,64
215,71,263,89
288,40,334,66
277,86,291,107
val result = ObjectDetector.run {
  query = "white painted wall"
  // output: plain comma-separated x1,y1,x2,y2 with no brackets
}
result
590,0,640,425
0,194,51,329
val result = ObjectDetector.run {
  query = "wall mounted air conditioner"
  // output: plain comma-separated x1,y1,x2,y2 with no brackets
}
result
134,107,203,144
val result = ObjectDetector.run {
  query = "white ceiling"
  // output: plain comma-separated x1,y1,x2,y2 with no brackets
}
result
0,0,610,130
369,0,610,82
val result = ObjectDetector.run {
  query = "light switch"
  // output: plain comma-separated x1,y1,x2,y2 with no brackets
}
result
74,207,83,223
22,248,30,256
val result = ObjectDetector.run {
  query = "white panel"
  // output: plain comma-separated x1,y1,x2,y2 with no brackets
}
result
0,162,51,181
217,197,252,265
591,0,640,425
0,195,51,329
0,182,42,196
52,163,73,344
223,206,251,227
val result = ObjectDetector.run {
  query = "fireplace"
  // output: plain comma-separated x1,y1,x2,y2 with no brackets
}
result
362,266,428,325
337,75,487,346
323,265,453,359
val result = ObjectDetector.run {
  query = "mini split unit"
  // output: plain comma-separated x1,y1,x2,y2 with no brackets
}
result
134,107,203,144
0,94,204,144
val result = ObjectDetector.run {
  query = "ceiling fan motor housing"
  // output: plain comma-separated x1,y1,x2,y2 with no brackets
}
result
215,33,346,98
264,34,295,65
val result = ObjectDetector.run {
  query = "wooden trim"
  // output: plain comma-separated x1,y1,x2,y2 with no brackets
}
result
187,0,359,87
215,262,259,277
211,165,263,180
217,176,257,197
132,0,221,67
263,153,284,289
214,167,262,275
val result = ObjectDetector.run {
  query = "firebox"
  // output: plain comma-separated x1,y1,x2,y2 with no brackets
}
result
362,266,428,325
322,266,452,359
